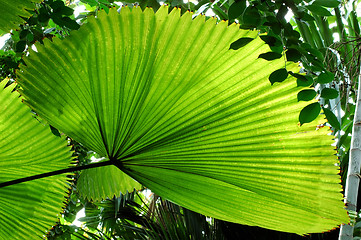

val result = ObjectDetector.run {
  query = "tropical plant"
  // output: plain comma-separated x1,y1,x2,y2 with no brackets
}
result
0,79,73,238
0,0,43,34
0,0,350,239
198,0,361,238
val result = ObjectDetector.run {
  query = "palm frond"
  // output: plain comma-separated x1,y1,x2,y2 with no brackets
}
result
0,0,42,33
0,80,73,239
17,6,347,234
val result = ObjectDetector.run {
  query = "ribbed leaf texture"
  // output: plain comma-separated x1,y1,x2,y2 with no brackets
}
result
0,80,72,239
17,6,348,234
0,0,42,33
77,165,141,201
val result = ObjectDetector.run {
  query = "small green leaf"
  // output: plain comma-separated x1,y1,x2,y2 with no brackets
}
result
306,5,332,16
56,6,74,16
289,72,313,87
276,4,288,20
50,125,61,137
284,28,301,41
299,102,321,125
38,7,50,22
320,88,339,99
62,17,80,30
269,68,288,85
15,41,26,52
259,35,282,47
50,0,65,10
20,29,29,39
297,89,317,101
242,6,261,28
317,71,334,84
26,33,34,42
228,0,246,20
323,108,341,130
258,52,282,61
265,16,281,34
229,37,254,50
312,0,341,8
286,48,302,62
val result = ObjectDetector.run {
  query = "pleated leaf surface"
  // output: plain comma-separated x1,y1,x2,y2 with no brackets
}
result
0,0,42,33
77,165,141,201
17,6,348,234
0,80,72,239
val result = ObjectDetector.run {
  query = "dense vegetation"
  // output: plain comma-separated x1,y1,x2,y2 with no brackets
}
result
0,0,360,239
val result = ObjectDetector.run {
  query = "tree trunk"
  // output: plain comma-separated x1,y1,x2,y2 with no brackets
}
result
339,74,361,240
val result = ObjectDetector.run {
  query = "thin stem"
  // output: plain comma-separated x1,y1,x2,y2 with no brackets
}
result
0,160,114,188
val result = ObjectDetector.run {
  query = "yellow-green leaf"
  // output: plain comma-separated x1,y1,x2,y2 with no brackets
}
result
17,6,348,234
0,80,73,239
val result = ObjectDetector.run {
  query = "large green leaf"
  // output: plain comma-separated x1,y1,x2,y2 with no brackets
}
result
0,80,72,239
17,6,347,234
0,0,42,34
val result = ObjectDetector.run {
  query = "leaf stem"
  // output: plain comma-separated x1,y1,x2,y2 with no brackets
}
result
0,160,114,188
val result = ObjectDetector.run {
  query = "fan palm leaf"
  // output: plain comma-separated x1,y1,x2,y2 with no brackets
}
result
0,80,73,239
0,0,42,33
17,6,347,234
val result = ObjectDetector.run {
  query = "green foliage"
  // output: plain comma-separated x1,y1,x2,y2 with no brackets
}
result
297,89,317,102
228,0,246,20
16,5,347,234
258,52,282,61
0,0,43,34
0,50,23,79
323,108,341,131
269,68,288,84
306,4,332,16
299,102,321,125
317,71,334,84
229,37,255,50
320,87,339,99
0,80,73,238
0,0,357,238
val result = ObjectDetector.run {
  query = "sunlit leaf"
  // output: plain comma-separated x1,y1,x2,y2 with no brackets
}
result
0,80,73,239
18,6,347,234
258,52,282,61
